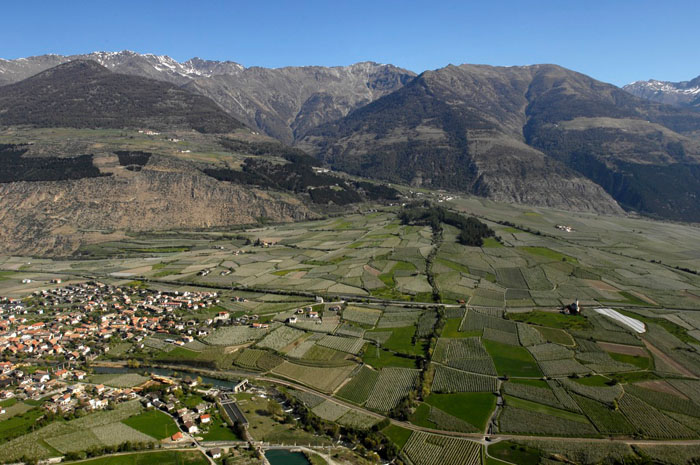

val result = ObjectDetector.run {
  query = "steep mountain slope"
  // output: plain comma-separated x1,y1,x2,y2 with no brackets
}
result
299,64,700,220
0,51,415,142
0,60,245,133
624,75,700,108
185,62,415,142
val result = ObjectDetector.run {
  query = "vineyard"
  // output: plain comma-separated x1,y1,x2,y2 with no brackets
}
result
336,365,380,404
342,306,382,325
572,393,636,435
272,361,356,393
617,394,696,439
431,364,498,393
502,381,563,409
365,368,420,412
256,325,306,351
205,325,267,345
497,406,597,436
433,338,497,375
317,334,365,354
401,431,481,465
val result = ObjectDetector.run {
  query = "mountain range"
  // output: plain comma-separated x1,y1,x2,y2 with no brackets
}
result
1,51,700,246
624,75,700,108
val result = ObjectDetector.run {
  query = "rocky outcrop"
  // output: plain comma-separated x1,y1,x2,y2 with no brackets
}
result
0,155,313,256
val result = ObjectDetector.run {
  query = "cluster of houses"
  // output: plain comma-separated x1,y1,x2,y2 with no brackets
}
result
286,304,342,324
0,282,221,361
556,224,574,233
0,362,136,413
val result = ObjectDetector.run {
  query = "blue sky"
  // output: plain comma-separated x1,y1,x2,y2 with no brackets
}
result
1,0,698,86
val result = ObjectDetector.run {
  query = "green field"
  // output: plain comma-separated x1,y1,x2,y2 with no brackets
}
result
508,311,589,331
381,326,427,356
483,339,542,378
382,424,412,448
362,345,418,369
609,352,652,370
425,393,497,430
122,409,180,440
488,441,540,465
63,450,209,465
503,395,589,423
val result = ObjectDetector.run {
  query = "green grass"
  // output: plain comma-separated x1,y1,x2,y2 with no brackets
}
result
409,403,436,428
520,246,577,263
482,237,504,248
435,258,470,274
609,352,652,370
609,371,659,384
272,268,310,276
503,395,589,423
425,392,496,430
63,450,209,465
382,326,426,356
122,409,179,440
534,326,574,346
200,412,241,441
382,424,413,448
507,310,590,331
0,398,18,407
441,318,480,338
488,441,540,465
485,455,515,465
483,339,542,378
510,378,549,389
0,407,45,441
361,345,418,369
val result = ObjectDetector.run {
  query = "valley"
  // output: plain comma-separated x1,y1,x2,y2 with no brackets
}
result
1,195,700,465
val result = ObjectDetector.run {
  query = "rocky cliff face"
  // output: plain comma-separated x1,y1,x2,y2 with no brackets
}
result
0,154,313,256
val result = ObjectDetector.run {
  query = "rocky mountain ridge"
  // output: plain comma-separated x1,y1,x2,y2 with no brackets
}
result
624,75,700,108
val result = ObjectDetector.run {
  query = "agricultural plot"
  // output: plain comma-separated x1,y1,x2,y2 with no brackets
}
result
0,401,144,463
427,407,479,433
285,339,316,358
516,322,545,346
336,365,380,404
289,389,325,408
624,384,700,417
460,310,516,334
365,368,420,412
497,406,596,436
376,309,422,328
342,306,382,326
89,373,149,388
122,409,180,440
205,325,267,345
483,327,520,345
234,348,266,370
425,392,496,430
618,394,695,439
317,334,365,354
256,325,306,351
416,310,438,337
271,361,356,393
431,365,498,393
558,378,623,405
502,381,563,409
336,409,380,430
433,337,497,376
483,339,542,378
571,393,636,435
495,267,528,289
402,431,481,465
311,400,350,422
335,322,365,338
